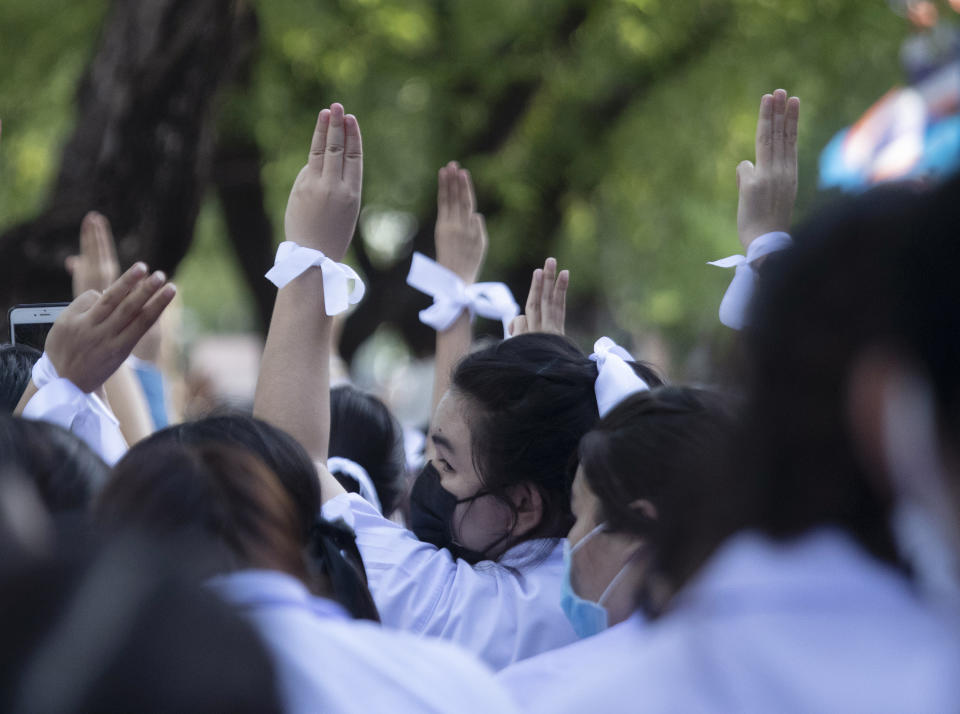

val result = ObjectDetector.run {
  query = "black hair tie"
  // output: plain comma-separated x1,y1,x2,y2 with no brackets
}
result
308,517,381,623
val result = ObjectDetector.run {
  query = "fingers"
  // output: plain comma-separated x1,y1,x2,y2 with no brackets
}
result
509,314,527,337
87,262,148,323
755,93,773,168
105,270,168,334
65,256,78,275
549,269,569,334
343,113,363,186
785,96,800,172
80,212,98,258
94,212,119,267
437,165,450,221
771,89,787,166
736,160,754,190
540,258,557,323
323,103,346,178
118,282,177,351
525,267,544,329
308,109,331,170
448,162,461,221
460,167,476,218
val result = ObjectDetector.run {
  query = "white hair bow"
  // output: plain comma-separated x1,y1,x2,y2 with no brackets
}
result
589,337,650,417
265,241,366,316
23,354,128,466
407,252,519,338
708,231,792,330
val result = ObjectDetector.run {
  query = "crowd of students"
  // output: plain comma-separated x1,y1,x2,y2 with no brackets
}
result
2,88,960,712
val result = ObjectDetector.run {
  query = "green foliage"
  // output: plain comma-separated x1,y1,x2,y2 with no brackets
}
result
1,0,910,366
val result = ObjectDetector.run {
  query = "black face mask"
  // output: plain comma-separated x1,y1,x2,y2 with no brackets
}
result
409,462,506,564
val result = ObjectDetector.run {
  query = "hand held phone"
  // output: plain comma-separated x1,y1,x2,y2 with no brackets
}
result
8,303,70,352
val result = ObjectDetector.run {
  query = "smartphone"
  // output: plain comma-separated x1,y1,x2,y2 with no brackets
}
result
8,303,69,352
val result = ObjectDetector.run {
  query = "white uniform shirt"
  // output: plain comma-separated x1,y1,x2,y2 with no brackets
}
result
498,528,960,714
208,570,520,714
321,492,578,670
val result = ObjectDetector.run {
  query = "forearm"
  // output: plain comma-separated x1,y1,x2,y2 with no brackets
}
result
431,311,471,416
104,363,154,444
253,269,333,462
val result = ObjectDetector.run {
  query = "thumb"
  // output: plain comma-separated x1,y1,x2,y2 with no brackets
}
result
64,256,78,274
736,160,754,190
509,315,527,337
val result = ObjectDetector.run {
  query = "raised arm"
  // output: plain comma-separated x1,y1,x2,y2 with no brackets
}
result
736,89,800,252
67,212,155,443
253,103,362,468
430,161,488,415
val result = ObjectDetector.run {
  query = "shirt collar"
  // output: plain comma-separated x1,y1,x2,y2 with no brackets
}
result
206,569,352,622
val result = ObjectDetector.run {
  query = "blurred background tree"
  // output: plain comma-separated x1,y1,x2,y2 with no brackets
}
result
0,0,909,377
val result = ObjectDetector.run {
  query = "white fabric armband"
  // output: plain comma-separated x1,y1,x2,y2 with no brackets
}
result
23,354,128,466
406,252,519,339
708,231,793,330
265,241,366,316
327,456,382,514
590,337,650,417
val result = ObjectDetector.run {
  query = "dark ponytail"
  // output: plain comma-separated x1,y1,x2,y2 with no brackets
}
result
306,518,380,622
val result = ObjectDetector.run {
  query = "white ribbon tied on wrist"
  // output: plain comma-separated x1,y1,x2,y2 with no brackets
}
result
708,231,793,330
327,456,382,514
22,354,128,466
265,241,366,316
407,252,519,338
590,337,650,417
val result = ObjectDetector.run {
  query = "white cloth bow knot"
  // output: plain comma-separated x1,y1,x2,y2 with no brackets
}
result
265,241,366,316
589,337,650,417
407,252,519,338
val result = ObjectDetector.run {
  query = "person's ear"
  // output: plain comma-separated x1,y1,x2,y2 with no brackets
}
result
508,482,544,538
629,498,657,521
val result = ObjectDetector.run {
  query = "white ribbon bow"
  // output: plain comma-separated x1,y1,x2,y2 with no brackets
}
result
23,354,128,466
265,241,366,316
707,231,793,330
327,456,382,514
406,252,519,338
589,337,650,417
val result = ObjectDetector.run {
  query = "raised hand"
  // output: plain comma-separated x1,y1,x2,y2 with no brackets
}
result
736,89,800,250
435,161,488,284
45,264,176,393
66,211,121,296
283,103,363,261
510,257,569,336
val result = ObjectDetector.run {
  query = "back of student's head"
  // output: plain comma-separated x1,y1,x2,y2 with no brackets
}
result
100,437,379,621
452,332,663,540
98,442,310,582
140,414,320,539
0,415,108,513
329,385,406,515
0,540,281,714
0,343,40,413
577,387,740,612
743,176,960,564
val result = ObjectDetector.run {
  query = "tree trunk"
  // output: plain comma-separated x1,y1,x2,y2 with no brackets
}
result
0,0,255,333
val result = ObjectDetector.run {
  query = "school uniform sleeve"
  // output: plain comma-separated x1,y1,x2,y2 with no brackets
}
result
322,492,578,671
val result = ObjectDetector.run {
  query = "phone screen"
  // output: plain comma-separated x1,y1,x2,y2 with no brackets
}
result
13,322,55,352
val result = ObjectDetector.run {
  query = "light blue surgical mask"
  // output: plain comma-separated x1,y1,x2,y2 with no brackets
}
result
560,523,637,639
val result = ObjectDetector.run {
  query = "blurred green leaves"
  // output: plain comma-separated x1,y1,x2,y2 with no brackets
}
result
0,0,908,363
